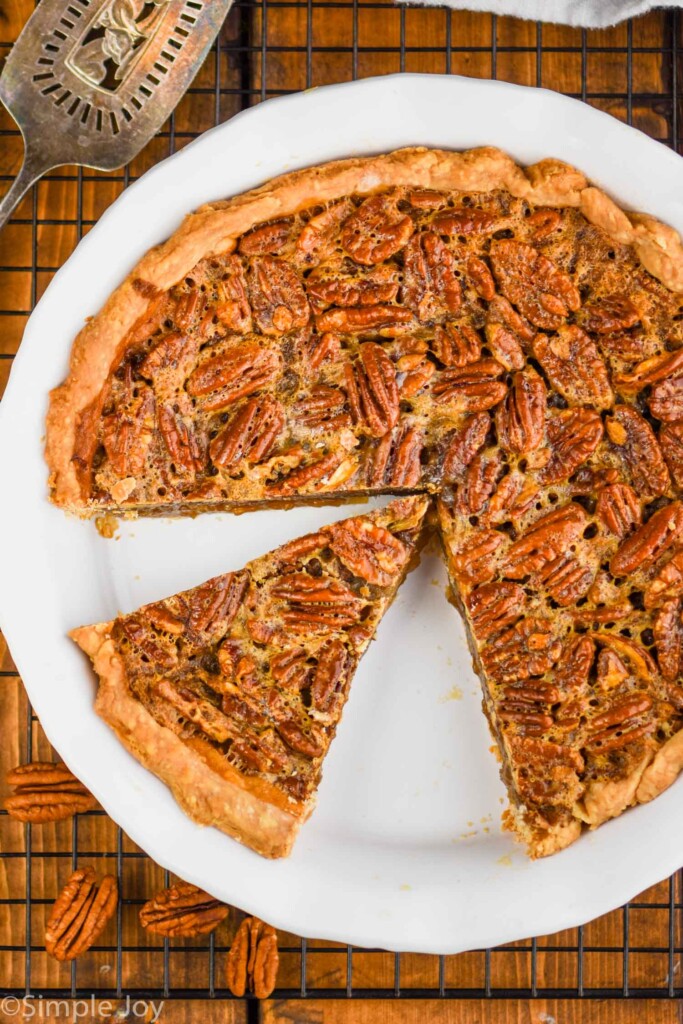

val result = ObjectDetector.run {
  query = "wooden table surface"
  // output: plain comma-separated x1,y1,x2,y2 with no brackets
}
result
1,2,683,1021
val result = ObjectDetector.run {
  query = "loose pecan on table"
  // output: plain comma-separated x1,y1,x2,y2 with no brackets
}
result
45,868,118,961
226,916,279,999
139,882,229,937
5,763,98,823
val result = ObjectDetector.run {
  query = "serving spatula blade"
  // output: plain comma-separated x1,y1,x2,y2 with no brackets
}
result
0,0,234,231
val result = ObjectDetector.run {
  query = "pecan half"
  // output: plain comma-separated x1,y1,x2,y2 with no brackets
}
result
213,256,252,333
239,220,293,256
659,421,683,488
468,581,525,640
585,693,654,754
186,342,281,412
650,375,683,422
345,342,399,437
456,449,504,515
157,680,235,744
45,868,118,961
466,257,496,301
311,638,349,712
296,199,356,263
210,394,285,468
533,326,613,410
189,571,249,635
226,917,279,999
276,716,325,758
5,763,98,823
341,194,414,265
139,331,193,379
432,359,507,412
490,239,580,329
293,386,350,431
497,682,559,735
408,189,447,210
102,386,155,479
430,322,482,367
610,502,683,576
402,230,461,320
327,519,409,586
553,635,595,729
366,424,422,487
494,367,545,453
450,528,507,586
578,294,640,334
442,413,490,481
481,617,562,683
503,504,587,579
158,405,204,476
247,256,310,334
538,408,604,484
271,573,364,631
432,207,497,235
606,405,670,498
140,883,228,937
484,472,539,525
306,265,399,311
654,598,683,680
121,615,178,668
536,555,593,606
270,449,358,495
596,483,641,537
528,209,562,240
173,289,204,332
316,304,412,334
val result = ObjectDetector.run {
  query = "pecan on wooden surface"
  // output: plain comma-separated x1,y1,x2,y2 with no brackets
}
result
139,882,229,937
226,916,279,999
5,762,98,823
45,867,118,961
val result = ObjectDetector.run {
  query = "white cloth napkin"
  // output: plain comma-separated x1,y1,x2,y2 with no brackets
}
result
395,0,683,28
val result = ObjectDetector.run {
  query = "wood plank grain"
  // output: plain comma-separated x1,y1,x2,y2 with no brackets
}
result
262,998,682,1023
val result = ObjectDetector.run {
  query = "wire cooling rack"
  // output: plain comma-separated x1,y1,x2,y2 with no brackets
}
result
1,1,683,1009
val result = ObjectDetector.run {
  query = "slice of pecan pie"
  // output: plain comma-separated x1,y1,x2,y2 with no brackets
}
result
71,496,429,857
438,433,683,856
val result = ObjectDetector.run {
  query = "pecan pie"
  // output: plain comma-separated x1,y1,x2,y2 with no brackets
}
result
52,145,683,857
71,496,429,857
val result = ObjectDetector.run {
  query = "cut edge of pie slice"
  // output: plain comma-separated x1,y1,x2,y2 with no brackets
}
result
45,145,683,518
70,495,430,858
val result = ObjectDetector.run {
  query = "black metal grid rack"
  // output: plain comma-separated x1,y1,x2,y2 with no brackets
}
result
1,1,683,1008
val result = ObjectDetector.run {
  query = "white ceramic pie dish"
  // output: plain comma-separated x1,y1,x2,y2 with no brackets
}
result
2,73,683,955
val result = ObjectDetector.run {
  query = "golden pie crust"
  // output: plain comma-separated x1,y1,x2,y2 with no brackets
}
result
50,145,683,858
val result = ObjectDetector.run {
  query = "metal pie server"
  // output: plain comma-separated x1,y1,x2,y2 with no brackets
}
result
0,0,234,232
